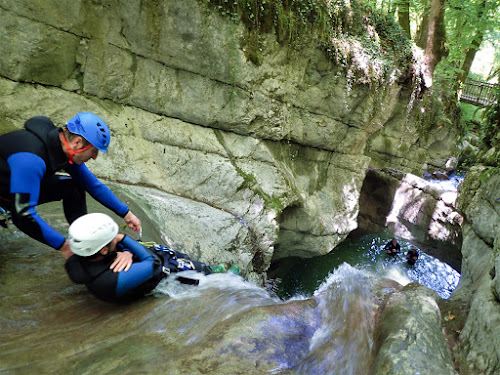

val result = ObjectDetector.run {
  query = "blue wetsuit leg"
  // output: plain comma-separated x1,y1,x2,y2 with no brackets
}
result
38,174,87,224
7,152,65,249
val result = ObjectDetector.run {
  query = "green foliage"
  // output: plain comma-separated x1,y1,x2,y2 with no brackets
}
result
367,8,412,55
458,102,483,135
445,0,500,59
363,0,500,92
438,0,500,96
481,88,500,148
459,103,483,124
456,78,500,171
201,0,331,65
468,71,486,82
202,0,330,42
200,0,413,86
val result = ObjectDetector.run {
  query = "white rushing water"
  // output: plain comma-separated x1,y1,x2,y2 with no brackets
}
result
152,263,378,374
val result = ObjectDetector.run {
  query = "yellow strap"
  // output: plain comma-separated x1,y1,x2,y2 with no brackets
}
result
138,241,157,247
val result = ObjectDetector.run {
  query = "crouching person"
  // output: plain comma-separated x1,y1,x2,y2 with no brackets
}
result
65,213,212,303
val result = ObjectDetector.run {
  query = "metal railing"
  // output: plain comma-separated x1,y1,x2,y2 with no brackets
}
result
460,78,499,106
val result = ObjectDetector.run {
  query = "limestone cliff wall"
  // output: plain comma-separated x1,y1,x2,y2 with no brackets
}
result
0,0,456,273
453,167,500,375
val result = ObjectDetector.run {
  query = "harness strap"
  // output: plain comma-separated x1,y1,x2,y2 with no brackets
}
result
176,276,200,286
142,243,201,285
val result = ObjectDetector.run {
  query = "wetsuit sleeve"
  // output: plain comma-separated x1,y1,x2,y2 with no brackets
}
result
115,236,162,297
67,163,129,217
7,153,66,249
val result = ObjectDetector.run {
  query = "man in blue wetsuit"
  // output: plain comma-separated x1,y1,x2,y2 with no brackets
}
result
65,213,213,302
0,113,141,266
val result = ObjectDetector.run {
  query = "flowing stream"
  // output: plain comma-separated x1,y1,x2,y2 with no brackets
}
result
0,228,386,373
0,190,459,374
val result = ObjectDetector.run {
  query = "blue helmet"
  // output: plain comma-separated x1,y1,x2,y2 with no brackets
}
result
66,112,111,152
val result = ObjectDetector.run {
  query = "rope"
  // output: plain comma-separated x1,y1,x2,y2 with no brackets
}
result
138,241,158,248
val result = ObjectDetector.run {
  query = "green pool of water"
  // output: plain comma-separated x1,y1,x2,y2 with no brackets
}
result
272,231,460,300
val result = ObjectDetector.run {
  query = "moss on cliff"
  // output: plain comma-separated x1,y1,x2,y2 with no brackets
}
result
235,166,287,211
200,0,412,88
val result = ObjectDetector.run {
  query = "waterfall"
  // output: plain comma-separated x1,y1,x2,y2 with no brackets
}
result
291,264,376,375
148,263,377,374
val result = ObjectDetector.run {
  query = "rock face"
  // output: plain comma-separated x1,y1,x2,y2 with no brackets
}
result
453,167,500,375
112,183,265,282
0,0,457,275
355,168,463,271
373,283,457,375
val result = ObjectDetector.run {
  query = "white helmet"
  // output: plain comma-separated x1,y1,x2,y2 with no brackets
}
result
68,213,119,256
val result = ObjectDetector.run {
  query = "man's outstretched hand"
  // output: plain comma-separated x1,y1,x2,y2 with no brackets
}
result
60,240,74,259
124,211,142,233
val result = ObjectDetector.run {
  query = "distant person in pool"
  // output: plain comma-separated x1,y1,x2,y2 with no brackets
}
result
406,248,419,266
64,213,218,303
384,238,401,256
